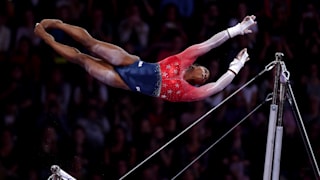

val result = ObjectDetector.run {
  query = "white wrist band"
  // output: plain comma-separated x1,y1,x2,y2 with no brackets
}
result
229,58,244,75
227,23,241,38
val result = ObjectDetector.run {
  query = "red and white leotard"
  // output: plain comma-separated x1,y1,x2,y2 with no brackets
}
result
158,55,196,102
115,30,236,102
157,31,236,102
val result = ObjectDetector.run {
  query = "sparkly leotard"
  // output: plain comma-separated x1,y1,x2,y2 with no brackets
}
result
115,30,236,102
115,55,199,102
158,55,197,102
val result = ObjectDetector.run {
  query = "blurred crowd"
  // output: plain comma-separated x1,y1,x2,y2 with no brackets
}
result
0,0,320,179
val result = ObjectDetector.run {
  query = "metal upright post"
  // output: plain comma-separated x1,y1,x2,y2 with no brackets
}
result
263,53,320,180
263,52,284,180
271,60,289,179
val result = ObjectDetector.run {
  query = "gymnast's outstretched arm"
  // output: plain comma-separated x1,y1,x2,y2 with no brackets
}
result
181,48,250,102
176,15,256,68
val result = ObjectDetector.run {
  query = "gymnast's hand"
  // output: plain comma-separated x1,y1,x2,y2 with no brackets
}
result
239,15,256,34
227,15,257,38
228,48,250,75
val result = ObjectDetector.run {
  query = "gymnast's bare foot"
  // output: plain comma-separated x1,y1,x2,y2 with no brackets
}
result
34,23,55,42
40,19,63,29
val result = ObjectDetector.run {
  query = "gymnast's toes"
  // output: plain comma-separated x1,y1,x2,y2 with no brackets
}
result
40,19,63,29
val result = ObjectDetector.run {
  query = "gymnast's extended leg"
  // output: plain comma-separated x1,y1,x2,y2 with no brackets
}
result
34,23,129,90
39,19,139,66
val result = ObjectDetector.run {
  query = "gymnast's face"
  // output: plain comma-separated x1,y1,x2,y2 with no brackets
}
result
187,65,210,85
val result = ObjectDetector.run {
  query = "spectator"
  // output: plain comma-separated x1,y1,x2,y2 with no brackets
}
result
226,65,258,111
40,67,71,113
0,129,19,180
298,2,320,61
15,9,41,47
0,12,11,53
75,104,111,152
68,155,88,180
156,33,186,61
176,127,208,179
302,95,320,124
197,2,225,42
71,73,109,119
301,63,320,100
117,3,150,55
9,35,42,85
87,7,114,43
160,0,194,19
104,126,137,178
62,125,91,163
35,125,60,179
228,2,258,48
204,59,227,108
156,3,188,44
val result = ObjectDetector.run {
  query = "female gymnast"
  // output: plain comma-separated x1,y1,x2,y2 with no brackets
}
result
34,15,256,102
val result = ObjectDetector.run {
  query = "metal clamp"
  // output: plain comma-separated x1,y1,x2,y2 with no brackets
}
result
265,60,277,71
280,61,290,83
47,165,76,180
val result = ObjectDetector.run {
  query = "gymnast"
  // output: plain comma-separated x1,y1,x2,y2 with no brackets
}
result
34,15,256,102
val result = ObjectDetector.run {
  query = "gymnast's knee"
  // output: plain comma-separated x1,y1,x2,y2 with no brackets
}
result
67,49,86,64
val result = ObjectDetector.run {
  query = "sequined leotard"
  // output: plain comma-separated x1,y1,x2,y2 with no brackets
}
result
115,55,208,102
158,55,198,102
115,30,236,102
